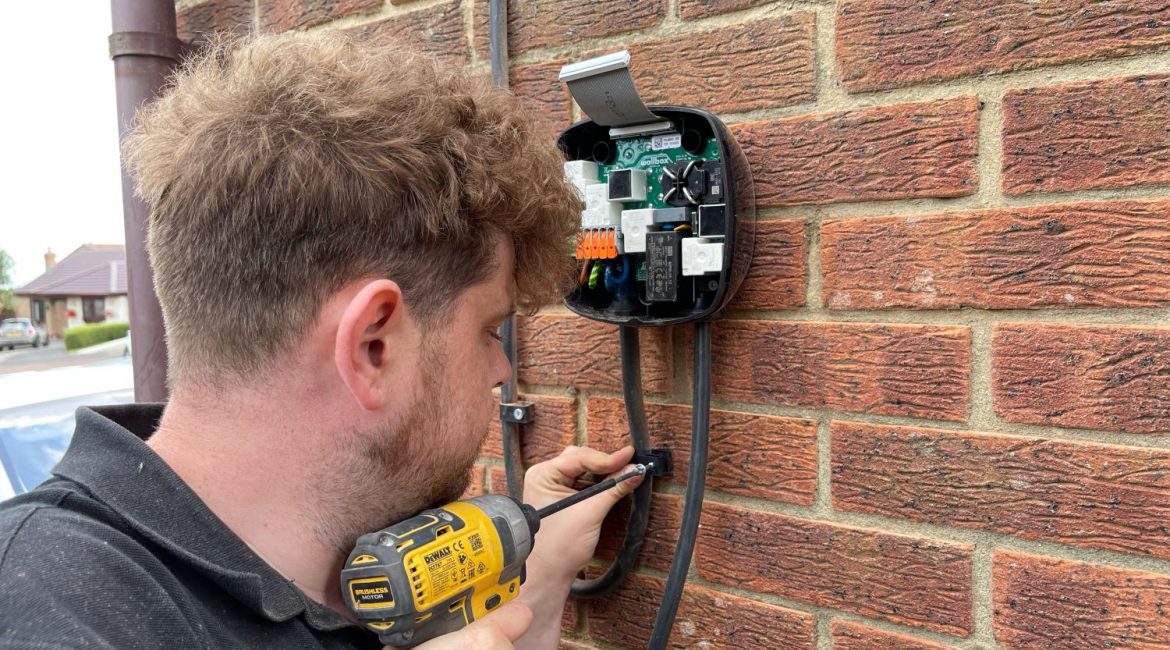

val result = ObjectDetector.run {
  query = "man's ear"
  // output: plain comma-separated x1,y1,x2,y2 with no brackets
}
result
334,279,407,411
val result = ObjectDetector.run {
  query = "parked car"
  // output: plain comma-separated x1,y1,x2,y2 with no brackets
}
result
0,357,134,498
0,318,49,350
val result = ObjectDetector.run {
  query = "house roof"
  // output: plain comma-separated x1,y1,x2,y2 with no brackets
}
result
16,244,128,297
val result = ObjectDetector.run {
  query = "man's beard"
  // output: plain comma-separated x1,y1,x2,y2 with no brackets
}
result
308,340,485,554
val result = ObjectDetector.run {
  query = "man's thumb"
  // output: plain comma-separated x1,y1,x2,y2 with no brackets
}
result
405,601,533,649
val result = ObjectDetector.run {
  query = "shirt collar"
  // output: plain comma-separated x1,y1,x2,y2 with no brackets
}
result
52,404,355,633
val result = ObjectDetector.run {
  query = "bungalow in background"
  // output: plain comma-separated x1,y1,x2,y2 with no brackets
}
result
14,245,128,339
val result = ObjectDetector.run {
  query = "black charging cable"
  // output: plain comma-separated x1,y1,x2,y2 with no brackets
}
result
568,325,654,597
646,319,710,648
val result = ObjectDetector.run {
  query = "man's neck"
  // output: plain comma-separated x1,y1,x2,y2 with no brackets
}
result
147,386,351,614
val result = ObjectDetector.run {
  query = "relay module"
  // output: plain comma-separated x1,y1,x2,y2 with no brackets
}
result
559,107,754,326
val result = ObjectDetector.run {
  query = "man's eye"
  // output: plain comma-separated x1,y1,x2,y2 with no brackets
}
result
488,328,504,342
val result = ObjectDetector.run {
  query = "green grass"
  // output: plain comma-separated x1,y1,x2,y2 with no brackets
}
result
64,322,130,351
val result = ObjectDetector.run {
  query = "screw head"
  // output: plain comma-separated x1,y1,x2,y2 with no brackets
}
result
513,408,524,420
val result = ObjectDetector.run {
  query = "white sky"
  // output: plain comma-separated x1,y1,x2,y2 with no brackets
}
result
1,3,124,287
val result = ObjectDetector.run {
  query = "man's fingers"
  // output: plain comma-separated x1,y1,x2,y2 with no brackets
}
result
475,601,533,643
542,445,635,486
405,601,532,650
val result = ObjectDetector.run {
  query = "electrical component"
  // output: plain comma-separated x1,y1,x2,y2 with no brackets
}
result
696,204,727,238
620,209,654,253
660,160,706,207
646,230,682,302
652,207,690,225
582,183,621,228
575,228,620,261
564,160,600,200
607,169,648,202
681,237,724,276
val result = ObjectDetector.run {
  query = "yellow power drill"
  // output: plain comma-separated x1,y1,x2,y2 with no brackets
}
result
340,464,650,648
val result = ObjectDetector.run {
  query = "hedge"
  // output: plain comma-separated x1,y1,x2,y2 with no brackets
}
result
64,322,130,351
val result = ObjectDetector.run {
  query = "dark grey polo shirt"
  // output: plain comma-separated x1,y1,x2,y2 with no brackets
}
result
0,404,381,649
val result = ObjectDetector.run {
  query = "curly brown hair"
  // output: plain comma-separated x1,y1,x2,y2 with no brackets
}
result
124,31,579,385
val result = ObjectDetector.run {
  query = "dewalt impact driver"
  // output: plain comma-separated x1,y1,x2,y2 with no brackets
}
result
340,464,649,648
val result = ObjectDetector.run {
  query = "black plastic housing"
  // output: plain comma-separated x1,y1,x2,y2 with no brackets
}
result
559,106,755,327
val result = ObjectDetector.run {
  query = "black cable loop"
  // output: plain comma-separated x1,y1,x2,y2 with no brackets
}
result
568,325,653,597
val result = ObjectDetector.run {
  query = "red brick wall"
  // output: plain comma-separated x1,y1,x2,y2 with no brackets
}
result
178,1,1170,647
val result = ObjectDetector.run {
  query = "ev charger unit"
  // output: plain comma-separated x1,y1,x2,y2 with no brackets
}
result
505,50,755,650
558,51,755,326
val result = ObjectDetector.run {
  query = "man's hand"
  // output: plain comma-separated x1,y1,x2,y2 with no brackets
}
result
394,601,532,650
515,445,643,649
523,445,642,581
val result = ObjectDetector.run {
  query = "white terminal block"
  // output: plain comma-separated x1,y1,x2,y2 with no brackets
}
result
564,160,600,201
582,183,622,228
681,237,724,276
564,160,599,183
620,209,655,253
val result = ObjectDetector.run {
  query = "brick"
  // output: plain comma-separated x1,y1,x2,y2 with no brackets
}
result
506,15,814,118
461,464,486,498
177,0,252,43
733,98,979,207
822,200,1170,310
487,466,508,494
680,0,772,20
625,15,816,114
347,0,467,65
833,421,1170,560
587,572,816,649
258,0,380,32
696,502,973,634
595,492,681,574
516,314,673,394
730,219,805,310
712,320,970,421
1003,75,1170,195
837,0,1170,92
473,0,666,57
588,397,817,505
482,394,576,466
994,551,1170,650
510,62,573,129
994,324,1170,434
831,620,956,650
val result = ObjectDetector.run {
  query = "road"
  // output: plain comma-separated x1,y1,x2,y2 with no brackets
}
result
0,339,127,375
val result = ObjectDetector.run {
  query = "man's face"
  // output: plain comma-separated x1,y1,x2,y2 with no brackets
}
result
405,241,516,507
314,242,514,550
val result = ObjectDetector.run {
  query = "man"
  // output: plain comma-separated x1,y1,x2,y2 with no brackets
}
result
0,31,637,649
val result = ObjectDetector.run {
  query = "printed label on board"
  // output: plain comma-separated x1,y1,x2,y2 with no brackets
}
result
651,134,682,150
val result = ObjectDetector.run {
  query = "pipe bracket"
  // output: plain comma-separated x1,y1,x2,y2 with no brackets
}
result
109,31,191,62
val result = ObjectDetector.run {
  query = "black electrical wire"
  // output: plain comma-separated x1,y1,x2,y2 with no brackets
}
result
498,317,524,502
647,320,711,649
569,325,654,597
488,0,508,89
488,0,526,505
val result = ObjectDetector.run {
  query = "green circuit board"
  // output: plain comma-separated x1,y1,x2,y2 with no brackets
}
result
598,137,721,210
